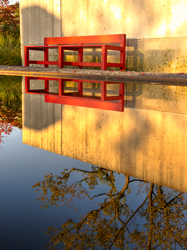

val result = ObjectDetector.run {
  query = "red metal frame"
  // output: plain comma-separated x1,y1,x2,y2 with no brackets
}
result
24,34,126,70
25,77,124,112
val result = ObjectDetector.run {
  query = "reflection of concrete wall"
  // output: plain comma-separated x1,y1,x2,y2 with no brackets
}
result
23,92,187,192
20,0,187,72
22,77,187,115
126,83,187,114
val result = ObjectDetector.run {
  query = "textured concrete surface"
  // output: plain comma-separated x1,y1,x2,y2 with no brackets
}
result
23,89,187,192
20,0,187,72
127,37,187,73
59,0,187,39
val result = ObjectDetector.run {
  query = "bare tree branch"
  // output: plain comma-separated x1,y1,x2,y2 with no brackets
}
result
109,192,150,249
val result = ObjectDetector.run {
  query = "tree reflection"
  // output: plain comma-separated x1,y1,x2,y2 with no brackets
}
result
0,76,22,106
0,76,22,147
32,166,187,250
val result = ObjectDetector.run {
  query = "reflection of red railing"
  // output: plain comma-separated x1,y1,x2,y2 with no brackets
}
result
25,77,125,112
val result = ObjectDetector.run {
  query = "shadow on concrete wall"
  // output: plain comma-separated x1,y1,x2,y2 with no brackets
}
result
126,39,144,72
21,5,61,46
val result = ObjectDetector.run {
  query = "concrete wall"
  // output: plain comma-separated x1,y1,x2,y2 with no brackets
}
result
22,81,187,192
20,0,187,72
20,0,187,191
60,0,187,39
20,0,187,41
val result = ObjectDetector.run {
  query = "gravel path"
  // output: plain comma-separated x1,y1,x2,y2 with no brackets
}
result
0,65,187,78
1,66,187,85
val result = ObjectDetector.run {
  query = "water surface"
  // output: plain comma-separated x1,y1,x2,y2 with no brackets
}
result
1,76,187,249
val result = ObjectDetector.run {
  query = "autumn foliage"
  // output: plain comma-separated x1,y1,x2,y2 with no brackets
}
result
0,0,20,37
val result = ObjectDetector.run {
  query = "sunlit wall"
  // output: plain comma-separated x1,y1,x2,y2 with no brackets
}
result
60,0,187,38
20,0,187,72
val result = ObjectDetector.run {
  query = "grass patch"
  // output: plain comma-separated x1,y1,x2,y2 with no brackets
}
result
0,34,21,66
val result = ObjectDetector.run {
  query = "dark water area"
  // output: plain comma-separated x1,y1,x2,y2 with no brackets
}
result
0,76,187,250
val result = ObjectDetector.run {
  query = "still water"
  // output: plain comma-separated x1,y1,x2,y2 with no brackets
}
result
1,76,187,249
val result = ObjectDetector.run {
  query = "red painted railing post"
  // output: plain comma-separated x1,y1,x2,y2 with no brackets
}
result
119,83,124,111
44,48,49,68
25,77,30,93
120,40,126,70
101,81,107,101
78,81,83,95
24,47,29,66
45,80,49,93
78,46,83,69
44,48,49,93
59,79,64,96
101,45,107,70
58,46,64,68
